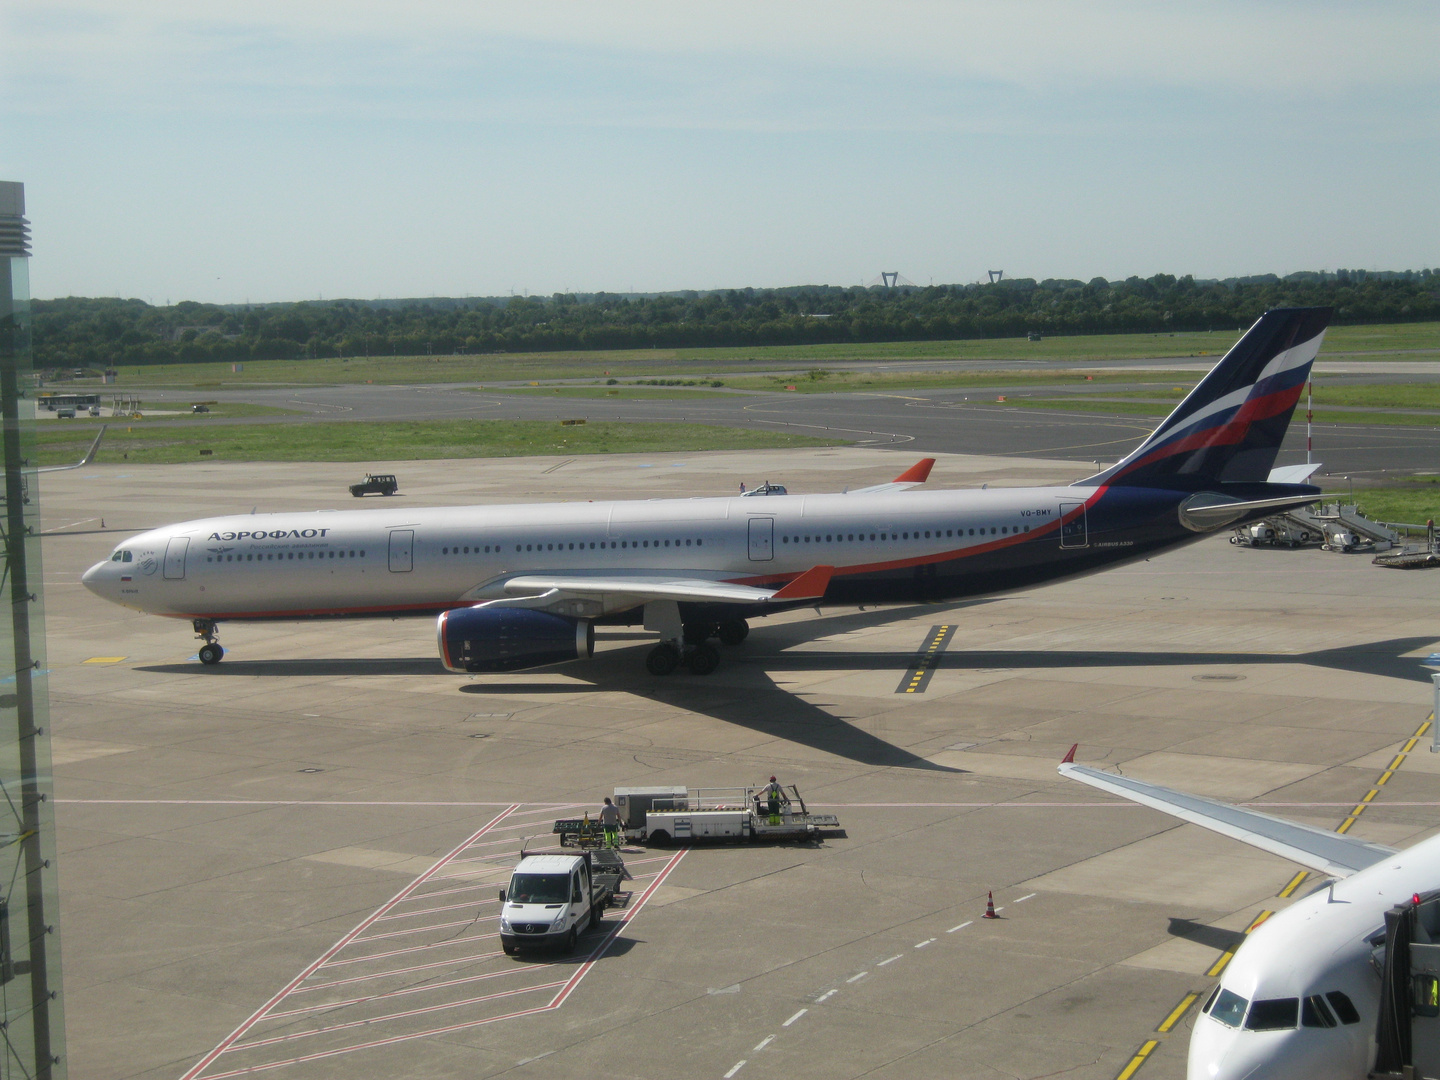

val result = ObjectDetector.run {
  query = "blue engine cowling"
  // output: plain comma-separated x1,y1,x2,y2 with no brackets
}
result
437,607,594,673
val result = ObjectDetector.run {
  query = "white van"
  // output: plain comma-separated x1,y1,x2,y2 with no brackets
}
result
498,852,613,955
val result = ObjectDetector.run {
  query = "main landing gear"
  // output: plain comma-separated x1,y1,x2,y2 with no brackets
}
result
645,618,748,677
194,618,225,665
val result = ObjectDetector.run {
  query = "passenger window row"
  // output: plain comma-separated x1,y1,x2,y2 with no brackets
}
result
1203,985,1360,1031
781,525,1029,545
206,550,366,563
439,539,707,554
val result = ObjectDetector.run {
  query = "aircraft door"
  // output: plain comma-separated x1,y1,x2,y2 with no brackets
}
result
163,537,188,580
747,517,774,562
1058,502,1088,549
389,529,414,573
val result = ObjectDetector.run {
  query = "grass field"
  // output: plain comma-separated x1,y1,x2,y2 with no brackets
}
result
62,321,1440,391
32,419,842,466
1326,477,1440,526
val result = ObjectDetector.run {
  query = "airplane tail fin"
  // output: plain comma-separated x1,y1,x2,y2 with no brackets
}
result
1085,307,1331,489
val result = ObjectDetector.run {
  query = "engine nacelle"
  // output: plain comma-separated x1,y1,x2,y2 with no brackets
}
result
437,606,594,673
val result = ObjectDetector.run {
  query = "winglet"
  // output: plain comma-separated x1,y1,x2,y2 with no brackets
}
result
1061,743,1077,764
892,458,935,484
771,564,834,601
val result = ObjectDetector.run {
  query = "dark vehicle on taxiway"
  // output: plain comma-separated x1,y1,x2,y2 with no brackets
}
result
349,473,399,497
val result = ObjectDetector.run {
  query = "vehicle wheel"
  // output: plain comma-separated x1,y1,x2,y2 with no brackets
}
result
648,829,671,847
199,643,224,665
502,941,519,956
717,618,749,646
591,902,604,927
646,643,680,676
686,642,720,676
564,927,578,954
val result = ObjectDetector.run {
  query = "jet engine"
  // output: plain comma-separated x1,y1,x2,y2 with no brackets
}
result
437,606,594,673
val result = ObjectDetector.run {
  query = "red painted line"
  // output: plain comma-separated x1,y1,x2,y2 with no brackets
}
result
320,931,499,968
178,804,521,1080
290,950,506,994
197,1002,561,1078
352,914,498,943
198,849,689,1077
265,965,552,1020
229,980,568,1053
374,896,499,921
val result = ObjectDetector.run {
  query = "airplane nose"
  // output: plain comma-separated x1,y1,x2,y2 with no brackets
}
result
81,560,108,596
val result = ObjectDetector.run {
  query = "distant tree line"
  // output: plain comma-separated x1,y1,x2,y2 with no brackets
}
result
30,269,1440,367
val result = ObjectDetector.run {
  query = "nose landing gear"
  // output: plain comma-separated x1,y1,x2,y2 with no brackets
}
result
193,619,225,665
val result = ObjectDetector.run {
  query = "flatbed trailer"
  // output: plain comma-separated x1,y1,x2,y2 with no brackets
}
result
611,784,843,845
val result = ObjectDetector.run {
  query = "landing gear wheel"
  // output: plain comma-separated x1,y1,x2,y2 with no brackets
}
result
717,618,749,646
646,642,681,676
682,622,716,646
685,642,720,676
198,643,224,665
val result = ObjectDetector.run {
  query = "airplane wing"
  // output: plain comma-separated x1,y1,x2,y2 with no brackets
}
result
37,424,106,473
480,564,834,613
1058,746,1395,878
847,458,935,495
1178,490,1322,531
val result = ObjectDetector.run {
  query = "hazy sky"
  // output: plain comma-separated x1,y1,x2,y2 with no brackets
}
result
3,2,1436,303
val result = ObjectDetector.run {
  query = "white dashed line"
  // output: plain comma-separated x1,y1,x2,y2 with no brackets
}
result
846,972,868,984
816,989,838,1002
753,1035,775,1053
783,1009,808,1027
1015,893,1036,903
947,920,973,933
877,954,903,967
724,1061,746,1079
914,938,935,949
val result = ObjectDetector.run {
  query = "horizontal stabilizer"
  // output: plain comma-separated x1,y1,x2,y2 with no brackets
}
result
848,458,936,495
1267,462,1323,485
1178,490,1322,532
1059,757,1394,877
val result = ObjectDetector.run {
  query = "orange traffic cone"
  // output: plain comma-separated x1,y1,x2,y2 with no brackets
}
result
982,891,999,919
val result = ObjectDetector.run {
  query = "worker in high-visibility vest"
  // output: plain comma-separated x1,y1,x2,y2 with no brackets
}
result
598,796,622,848
761,776,788,825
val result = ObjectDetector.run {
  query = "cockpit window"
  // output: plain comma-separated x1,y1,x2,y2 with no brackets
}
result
1326,991,1361,1025
1302,995,1337,1028
1245,998,1299,1031
1210,989,1248,1028
110,550,133,563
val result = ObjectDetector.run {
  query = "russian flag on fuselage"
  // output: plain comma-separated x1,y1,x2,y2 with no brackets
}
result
1095,307,1331,488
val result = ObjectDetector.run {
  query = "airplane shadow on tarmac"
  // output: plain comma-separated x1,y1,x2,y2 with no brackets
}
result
134,617,1440,774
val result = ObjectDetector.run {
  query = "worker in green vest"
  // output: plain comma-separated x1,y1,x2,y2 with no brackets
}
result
598,796,622,848
762,776,788,825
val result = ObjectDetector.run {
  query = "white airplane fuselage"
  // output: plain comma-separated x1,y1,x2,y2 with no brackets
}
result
1190,833,1440,1080
82,484,1124,621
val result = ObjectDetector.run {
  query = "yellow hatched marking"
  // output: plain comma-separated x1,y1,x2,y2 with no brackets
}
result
1362,789,1380,803
1115,1040,1159,1080
1337,817,1357,834
83,656,127,664
1403,737,1419,754
1205,950,1234,978
1245,910,1273,934
1389,754,1407,772
1350,803,1368,818
1279,870,1309,898
1157,993,1199,1033
1378,770,1395,786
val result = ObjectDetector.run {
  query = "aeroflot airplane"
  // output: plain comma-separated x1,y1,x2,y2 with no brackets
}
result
82,307,1332,675
1061,747,1432,1080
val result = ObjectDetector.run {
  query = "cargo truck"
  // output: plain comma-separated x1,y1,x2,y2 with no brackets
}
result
497,847,628,955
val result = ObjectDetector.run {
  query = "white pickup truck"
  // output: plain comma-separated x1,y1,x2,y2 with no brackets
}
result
497,849,625,955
